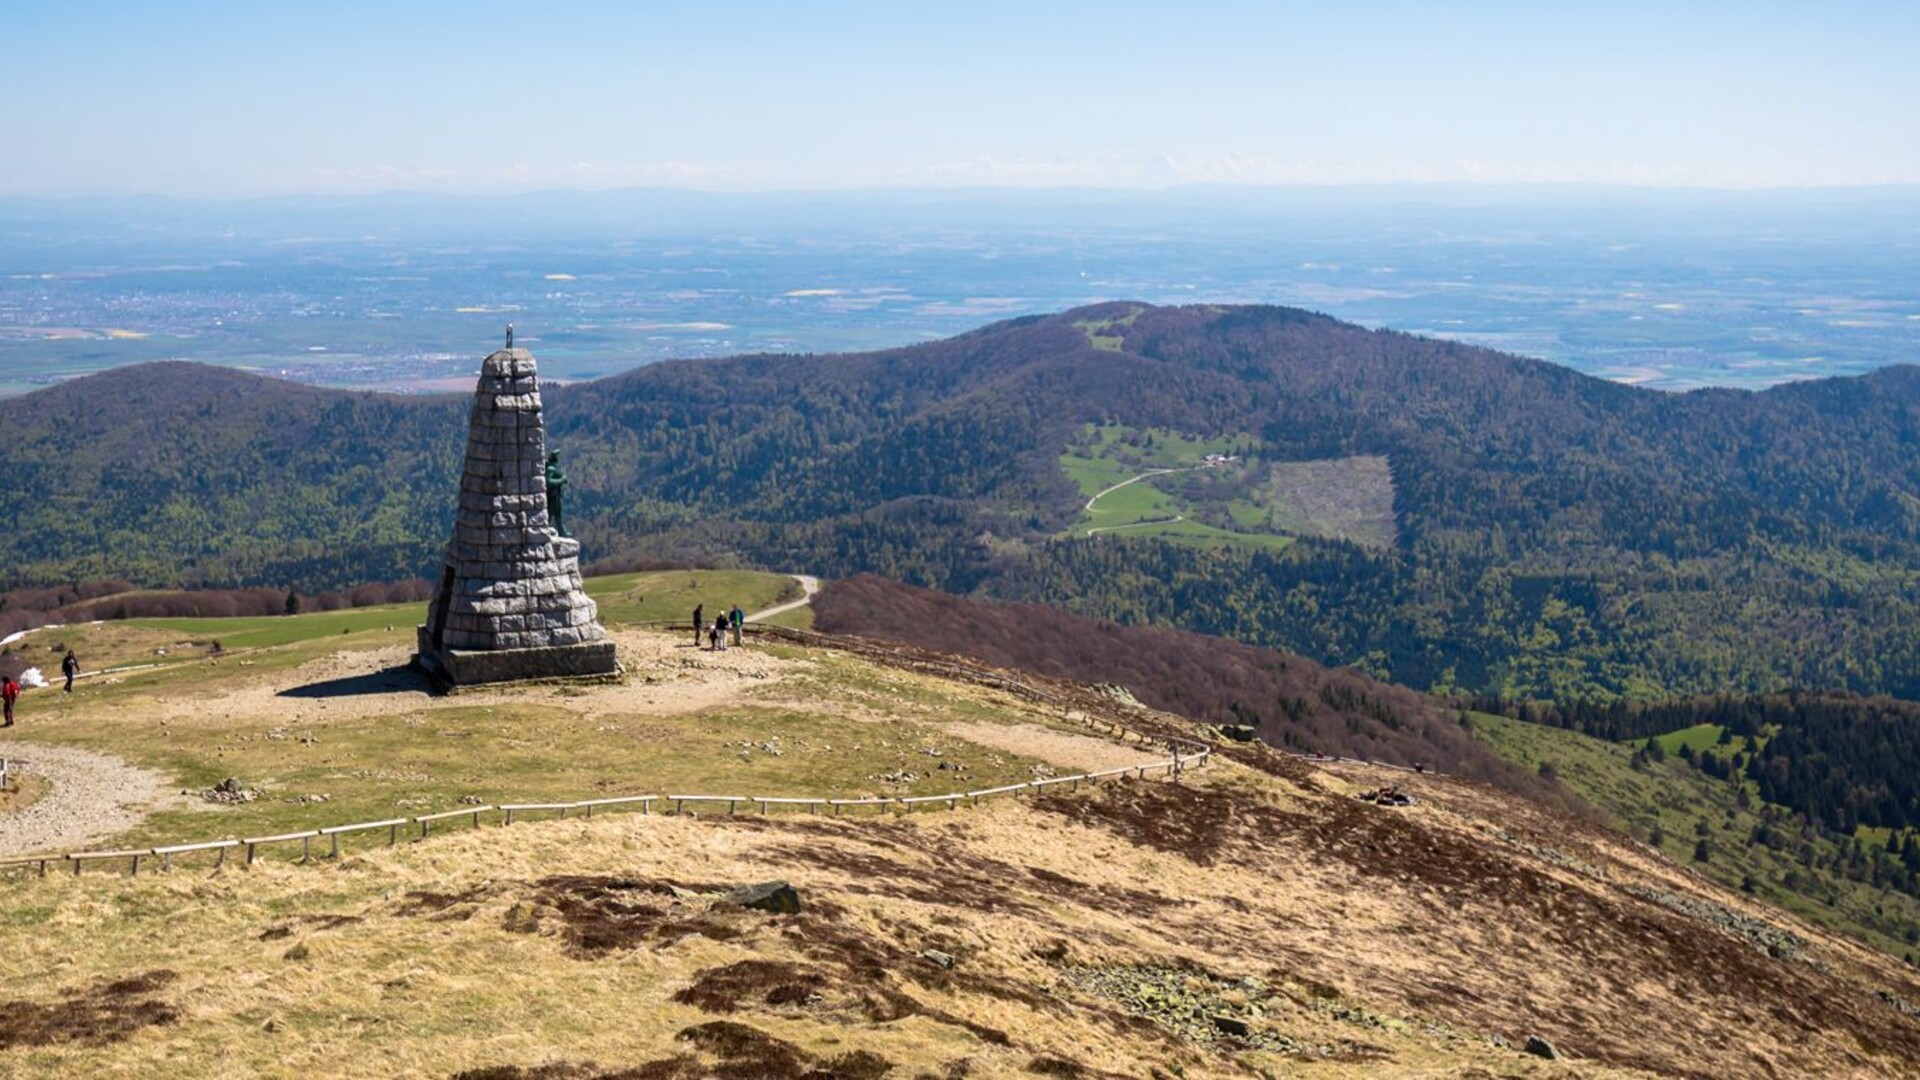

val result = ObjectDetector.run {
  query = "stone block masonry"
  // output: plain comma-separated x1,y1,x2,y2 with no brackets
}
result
415,342,619,688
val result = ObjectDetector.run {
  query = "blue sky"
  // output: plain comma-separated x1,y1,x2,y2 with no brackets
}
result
4,1,1917,195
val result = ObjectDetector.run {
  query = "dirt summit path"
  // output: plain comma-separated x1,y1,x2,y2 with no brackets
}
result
0,745,185,857
3,631,807,856
0,626,1163,859
147,628,809,734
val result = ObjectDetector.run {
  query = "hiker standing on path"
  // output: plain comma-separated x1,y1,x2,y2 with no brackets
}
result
729,603,744,646
61,651,79,694
692,604,704,647
2,673,18,727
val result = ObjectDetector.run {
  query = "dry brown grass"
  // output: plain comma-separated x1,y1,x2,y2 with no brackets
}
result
6,635,1920,1078
5,740,1920,1078
0,771,49,814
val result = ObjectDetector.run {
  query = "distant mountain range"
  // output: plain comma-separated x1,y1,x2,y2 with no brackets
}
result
6,302,1920,701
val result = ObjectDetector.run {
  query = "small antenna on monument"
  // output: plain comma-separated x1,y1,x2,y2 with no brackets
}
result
505,323,515,350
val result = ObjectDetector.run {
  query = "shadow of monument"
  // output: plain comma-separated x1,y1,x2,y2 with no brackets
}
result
278,664,435,700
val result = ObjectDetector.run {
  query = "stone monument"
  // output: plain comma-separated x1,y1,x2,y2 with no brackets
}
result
414,330,618,688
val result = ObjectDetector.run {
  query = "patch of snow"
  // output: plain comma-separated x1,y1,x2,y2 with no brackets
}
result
0,623,60,647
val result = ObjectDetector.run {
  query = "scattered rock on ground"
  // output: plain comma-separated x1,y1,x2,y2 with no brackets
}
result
1062,964,1308,1053
1524,1035,1560,1060
1877,989,1920,1017
1627,884,1807,960
723,881,800,914
1212,1014,1251,1037
203,777,260,804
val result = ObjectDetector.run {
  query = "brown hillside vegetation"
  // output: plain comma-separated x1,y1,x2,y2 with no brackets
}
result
5,734,1920,1075
813,575,1555,799
5,624,1920,1076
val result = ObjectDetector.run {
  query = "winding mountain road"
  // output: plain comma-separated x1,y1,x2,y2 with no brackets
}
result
1079,465,1205,536
747,574,821,623
1082,466,1196,513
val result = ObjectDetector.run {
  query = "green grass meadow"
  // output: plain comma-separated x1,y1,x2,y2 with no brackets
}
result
1060,423,1293,552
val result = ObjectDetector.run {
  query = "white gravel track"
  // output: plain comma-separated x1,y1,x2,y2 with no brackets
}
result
0,744,182,857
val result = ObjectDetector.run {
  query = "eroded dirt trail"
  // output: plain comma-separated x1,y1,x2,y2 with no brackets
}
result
147,628,812,733
0,745,185,857
3,627,1161,856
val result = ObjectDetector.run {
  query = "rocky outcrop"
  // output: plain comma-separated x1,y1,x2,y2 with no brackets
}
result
722,881,801,914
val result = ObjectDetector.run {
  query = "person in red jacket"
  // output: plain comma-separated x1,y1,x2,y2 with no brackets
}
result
1,674,18,727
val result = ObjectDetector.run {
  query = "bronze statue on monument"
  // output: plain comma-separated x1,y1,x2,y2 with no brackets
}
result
546,451,568,537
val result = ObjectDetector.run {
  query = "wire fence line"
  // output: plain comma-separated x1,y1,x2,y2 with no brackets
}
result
0,627,1213,881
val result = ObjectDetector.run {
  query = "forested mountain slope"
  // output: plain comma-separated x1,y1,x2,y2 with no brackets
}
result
5,302,1920,701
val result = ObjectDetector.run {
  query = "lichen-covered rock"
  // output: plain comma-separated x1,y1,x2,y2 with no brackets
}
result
723,881,801,914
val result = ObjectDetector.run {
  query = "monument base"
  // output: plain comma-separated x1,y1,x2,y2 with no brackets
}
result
414,625,621,690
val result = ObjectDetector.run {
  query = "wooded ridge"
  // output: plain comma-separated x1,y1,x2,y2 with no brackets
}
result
5,302,1920,702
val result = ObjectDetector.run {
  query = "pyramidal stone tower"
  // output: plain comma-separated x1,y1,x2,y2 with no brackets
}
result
415,330,618,687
